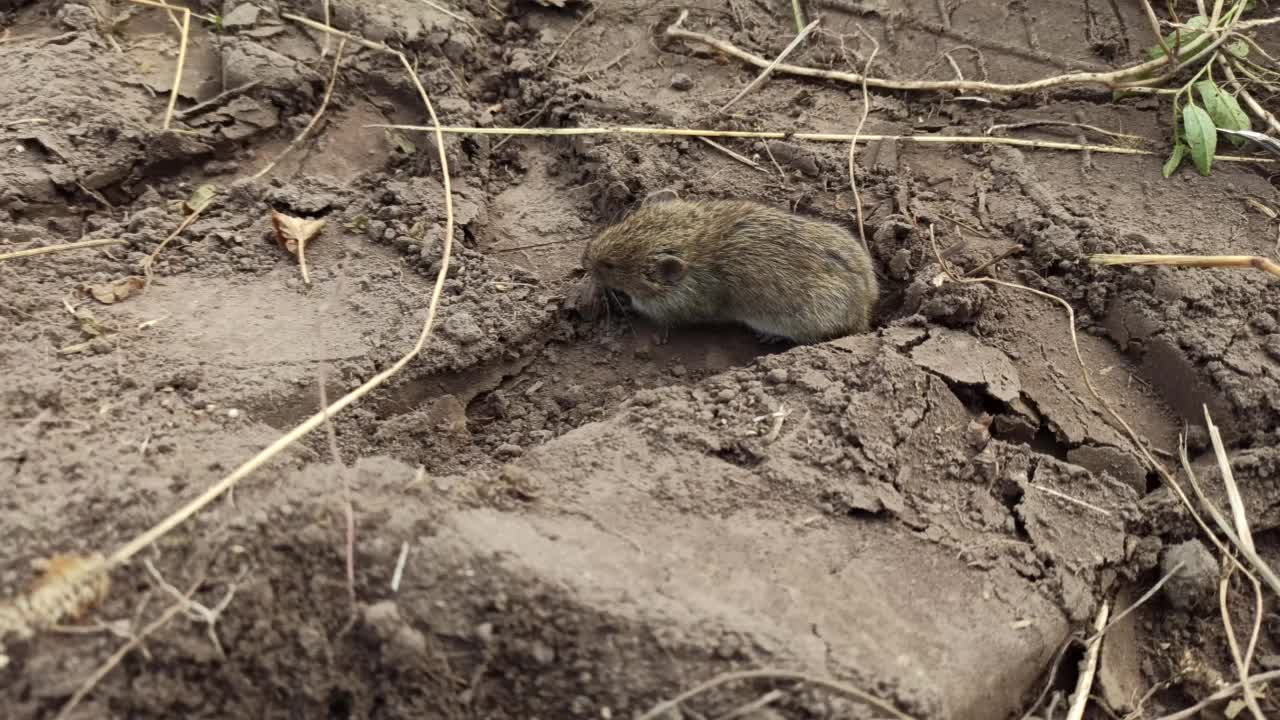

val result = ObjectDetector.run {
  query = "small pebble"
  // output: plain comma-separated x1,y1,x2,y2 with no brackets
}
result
765,368,789,384
495,443,523,458
715,389,736,403
670,73,693,91
227,408,241,419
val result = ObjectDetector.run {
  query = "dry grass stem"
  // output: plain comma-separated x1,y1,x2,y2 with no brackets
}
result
1089,253,1280,279
719,18,819,114
53,574,203,720
1065,602,1109,720
1220,565,1266,720
1029,483,1112,516
250,38,347,181
636,669,915,720
94,11,457,582
696,137,767,173
1205,408,1255,555
789,0,806,33
664,10,1190,93
0,238,125,262
1152,669,1280,719
127,0,190,130
391,541,410,592
1177,439,1280,605
369,123,1276,164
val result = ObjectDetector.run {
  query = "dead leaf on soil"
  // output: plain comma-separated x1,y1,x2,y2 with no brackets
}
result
168,184,218,215
184,184,218,214
84,276,145,305
270,210,326,285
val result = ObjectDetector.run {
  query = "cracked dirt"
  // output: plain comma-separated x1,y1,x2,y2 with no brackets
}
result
3,0,1280,718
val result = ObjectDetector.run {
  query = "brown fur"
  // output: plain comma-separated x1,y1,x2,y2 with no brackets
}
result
582,199,879,343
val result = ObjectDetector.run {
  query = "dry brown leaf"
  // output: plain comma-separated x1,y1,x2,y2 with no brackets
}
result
85,276,145,305
184,183,218,214
270,211,326,255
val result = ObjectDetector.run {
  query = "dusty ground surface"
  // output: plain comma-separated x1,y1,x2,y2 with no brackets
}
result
3,0,1280,718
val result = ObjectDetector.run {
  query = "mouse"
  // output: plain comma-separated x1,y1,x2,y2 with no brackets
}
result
581,196,879,343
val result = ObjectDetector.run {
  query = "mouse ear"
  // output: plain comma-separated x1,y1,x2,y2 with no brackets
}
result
650,253,688,284
641,188,680,206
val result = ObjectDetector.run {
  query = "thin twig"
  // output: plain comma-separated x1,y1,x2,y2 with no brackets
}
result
719,18,819,114
663,10,1210,93
174,81,260,120
1090,253,1280,279
0,238,125,262
697,137,767,172
636,669,915,720
848,25,878,257
250,38,347,180
1155,669,1280,719
369,123,1276,164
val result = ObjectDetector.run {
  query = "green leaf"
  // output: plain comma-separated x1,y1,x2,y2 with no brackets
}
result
1163,143,1186,177
1196,80,1252,146
1148,15,1209,59
1227,39,1249,58
1183,104,1217,176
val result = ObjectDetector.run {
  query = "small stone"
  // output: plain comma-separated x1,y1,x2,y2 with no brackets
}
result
1160,540,1217,611
670,73,693,91
531,640,555,665
222,4,261,29
443,312,484,344
765,368,789,384
715,389,736,403
226,408,241,419
495,443,523,458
